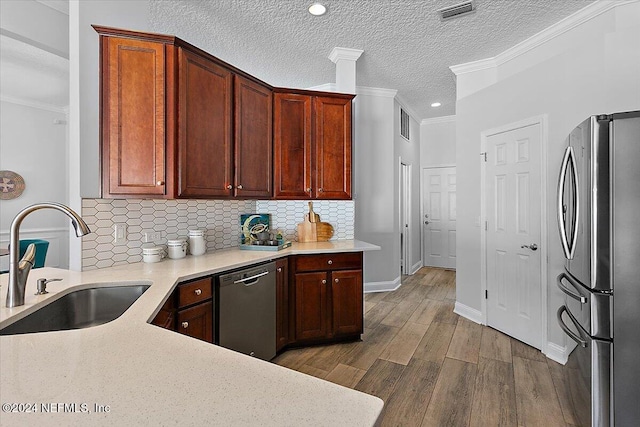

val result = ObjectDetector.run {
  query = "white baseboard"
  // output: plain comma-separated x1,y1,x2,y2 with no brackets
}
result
364,276,401,293
454,302,483,324
545,341,569,365
410,260,423,275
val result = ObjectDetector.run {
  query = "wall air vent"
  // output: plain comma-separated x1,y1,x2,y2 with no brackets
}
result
438,1,476,21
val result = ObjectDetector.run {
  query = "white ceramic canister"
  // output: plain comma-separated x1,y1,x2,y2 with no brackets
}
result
142,244,165,263
188,229,206,256
167,238,188,259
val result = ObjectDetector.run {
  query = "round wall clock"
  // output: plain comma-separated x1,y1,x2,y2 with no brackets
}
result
0,170,26,200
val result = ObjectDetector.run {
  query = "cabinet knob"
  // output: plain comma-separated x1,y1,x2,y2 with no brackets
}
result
181,322,189,329
318,188,323,192
237,184,243,189
327,260,333,265
321,279,327,284
226,184,233,190
194,289,202,296
156,181,164,186
306,187,312,192
335,278,339,283
277,267,282,272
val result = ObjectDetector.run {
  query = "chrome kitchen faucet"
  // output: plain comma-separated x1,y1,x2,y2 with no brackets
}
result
5,202,91,308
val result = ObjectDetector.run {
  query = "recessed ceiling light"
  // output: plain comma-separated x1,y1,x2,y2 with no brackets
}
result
431,102,442,107
308,3,327,16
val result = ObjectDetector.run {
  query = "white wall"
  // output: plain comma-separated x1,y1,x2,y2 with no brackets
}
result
420,116,456,167
0,101,69,269
353,92,398,287
454,2,640,350
0,0,69,58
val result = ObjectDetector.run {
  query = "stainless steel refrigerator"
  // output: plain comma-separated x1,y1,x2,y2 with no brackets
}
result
557,110,640,426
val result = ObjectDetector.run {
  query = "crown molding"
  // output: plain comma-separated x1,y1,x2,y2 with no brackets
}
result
450,0,634,76
306,83,336,92
450,57,496,76
421,115,456,125
356,86,397,98
328,47,364,63
35,0,69,15
395,94,421,122
1,95,68,114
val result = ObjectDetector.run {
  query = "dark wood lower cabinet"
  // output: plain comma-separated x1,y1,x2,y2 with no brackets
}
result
177,301,213,343
151,277,213,344
151,252,363,355
290,252,363,346
294,271,329,341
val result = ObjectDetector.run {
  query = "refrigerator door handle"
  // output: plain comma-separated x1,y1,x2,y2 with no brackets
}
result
557,146,580,259
557,272,588,304
557,305,588,347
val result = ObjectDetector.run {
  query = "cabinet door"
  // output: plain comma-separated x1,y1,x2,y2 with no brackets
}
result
177,301,213,343
178,49,233,198
103,37,166,196
314,96,352,199
331,269,363,337
273,93,312,199
234,76,273,198
275,258,289,351
295,271,328,341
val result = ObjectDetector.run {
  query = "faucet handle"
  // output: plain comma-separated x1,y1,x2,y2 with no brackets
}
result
35,278,62,295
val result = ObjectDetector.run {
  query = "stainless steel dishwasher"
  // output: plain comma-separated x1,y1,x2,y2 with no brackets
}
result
218,261,276,361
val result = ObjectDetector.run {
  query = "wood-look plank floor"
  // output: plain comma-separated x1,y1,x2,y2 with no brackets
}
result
272,267,584,427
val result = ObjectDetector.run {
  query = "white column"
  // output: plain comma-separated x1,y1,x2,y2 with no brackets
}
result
328,47,363,94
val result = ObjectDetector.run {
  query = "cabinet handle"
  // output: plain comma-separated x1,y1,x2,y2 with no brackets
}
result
226,185,233,190
277,267,282,272
335,278,339,283
237,184,243,189
181,322,189,329
321,279,327,284
194,289,202,296
327,260,333,265
156,181,164,186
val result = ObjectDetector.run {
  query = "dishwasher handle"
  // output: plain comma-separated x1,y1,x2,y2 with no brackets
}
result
233,270,270,286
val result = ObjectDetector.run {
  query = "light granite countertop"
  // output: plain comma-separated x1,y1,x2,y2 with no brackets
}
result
0,240,382,426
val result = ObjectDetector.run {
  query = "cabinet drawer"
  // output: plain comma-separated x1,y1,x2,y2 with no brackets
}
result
294,253,362,272
178,277,212,308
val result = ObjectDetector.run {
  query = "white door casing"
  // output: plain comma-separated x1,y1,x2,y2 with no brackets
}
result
399,162,411,275
482,119,546,351
422,167,456,269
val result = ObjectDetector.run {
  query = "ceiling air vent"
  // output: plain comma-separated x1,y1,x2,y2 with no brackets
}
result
438,1,476,21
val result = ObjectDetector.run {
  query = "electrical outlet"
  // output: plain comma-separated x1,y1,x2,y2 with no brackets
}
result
114,224,127,244
144,232,164,243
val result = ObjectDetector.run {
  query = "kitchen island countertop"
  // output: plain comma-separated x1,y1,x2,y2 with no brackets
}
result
0,240,382,426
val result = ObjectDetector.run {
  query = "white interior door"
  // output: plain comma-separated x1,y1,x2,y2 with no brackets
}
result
485,123,542,349
423,167,456,269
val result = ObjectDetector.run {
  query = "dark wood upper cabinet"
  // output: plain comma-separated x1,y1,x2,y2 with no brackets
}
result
314,96,352,200
234,76,273,198
95,26,351,200
273,91,353,200
178,49,233,198
101,36,168,196
273,93,313,199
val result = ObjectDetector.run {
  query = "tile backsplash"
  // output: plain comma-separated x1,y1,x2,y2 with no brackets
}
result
81,198,354,271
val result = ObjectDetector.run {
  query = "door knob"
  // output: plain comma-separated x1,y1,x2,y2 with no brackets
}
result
521,243,538,251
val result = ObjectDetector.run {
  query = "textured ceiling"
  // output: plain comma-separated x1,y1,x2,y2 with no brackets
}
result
0,34,69,109
149,0,595,119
